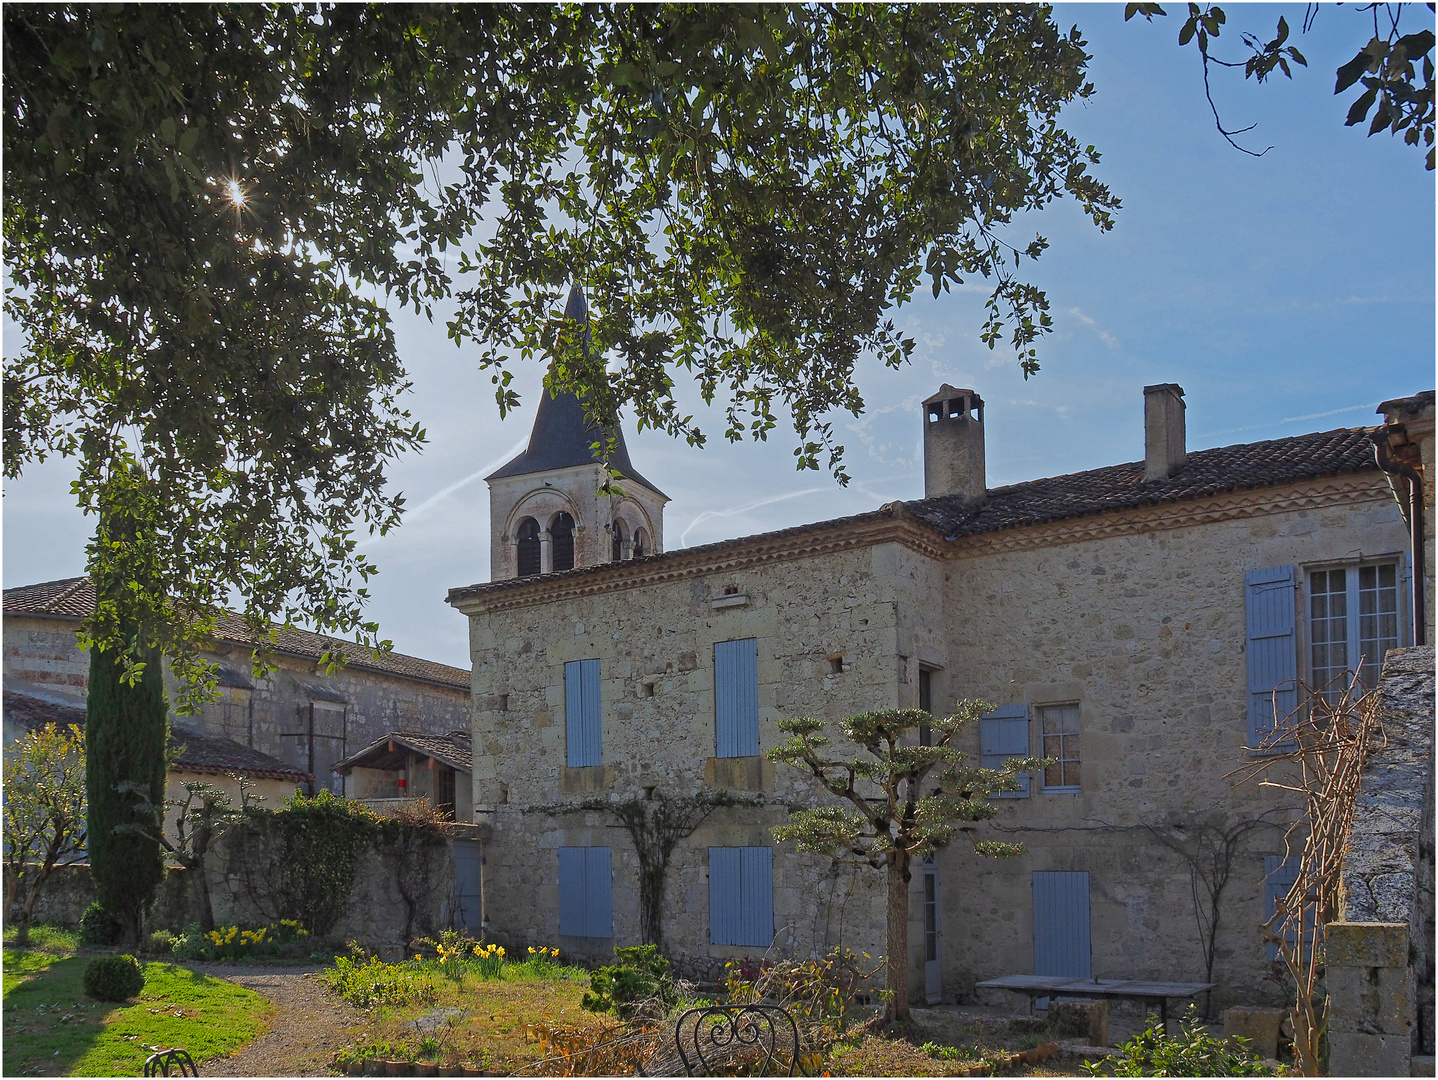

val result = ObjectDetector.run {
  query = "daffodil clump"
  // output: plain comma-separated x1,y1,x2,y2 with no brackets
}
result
472,941,506,979
185,919,310,961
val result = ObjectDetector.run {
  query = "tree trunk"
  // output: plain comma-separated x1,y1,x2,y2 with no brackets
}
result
884,852,913,1023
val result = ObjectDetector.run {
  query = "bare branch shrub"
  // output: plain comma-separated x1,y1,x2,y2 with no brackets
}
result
1227,672,1384,1076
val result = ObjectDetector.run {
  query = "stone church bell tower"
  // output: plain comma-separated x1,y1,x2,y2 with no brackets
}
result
485,287,668,581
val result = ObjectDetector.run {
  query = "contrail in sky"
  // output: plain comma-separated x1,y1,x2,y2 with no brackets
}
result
360,436,529,547
678,473,915,548
1200,403,1378,440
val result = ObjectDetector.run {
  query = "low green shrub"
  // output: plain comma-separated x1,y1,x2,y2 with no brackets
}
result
1084,1008,1272,1077
320,954,439,1008
83,954,145,1001
79,902,122,947
145,929,177,955
171,923,207,961
580,944,674,1020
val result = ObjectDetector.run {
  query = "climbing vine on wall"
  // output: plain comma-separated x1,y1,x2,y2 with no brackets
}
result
533,789,762,948
273,790,378,935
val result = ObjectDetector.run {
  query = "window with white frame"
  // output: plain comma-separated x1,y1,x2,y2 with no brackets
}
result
1309,561,1401,696
1039,704,1081,792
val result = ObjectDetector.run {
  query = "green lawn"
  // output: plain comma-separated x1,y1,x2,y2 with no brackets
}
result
3,949,267,1077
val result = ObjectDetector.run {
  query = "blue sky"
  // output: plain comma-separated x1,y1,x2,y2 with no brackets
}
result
4,4,1433,669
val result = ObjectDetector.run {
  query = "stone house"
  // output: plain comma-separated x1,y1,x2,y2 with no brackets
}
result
2,577,472,799
449,379,1433,1011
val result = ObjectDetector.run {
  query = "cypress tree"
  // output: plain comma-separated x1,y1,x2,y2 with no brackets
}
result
85,619,168,945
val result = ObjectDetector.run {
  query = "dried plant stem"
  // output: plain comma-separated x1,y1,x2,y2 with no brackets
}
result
1226,669,1384,1077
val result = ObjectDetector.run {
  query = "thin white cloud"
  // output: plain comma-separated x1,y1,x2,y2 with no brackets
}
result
677,473,916,547
1200,403,1378,440
1065,307,1120,350
359,436,530,547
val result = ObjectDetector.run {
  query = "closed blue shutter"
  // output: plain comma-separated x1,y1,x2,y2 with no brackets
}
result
585,847,613,938
1246,566,1297,749
1264,855,1302,960
715,639,759,758
710,847,773,947
740,847,774,948
980,705,1031,797
709,847,741,944
565,659,601,767
1033,871,1091,978
558,847,586,936
559,846,612,938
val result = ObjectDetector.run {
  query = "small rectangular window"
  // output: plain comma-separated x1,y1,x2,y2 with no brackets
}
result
980,704,1030,797
714,638,759,757
709,846,773,947
1038,704,1081,792
558,846,612,938
565,659,601,767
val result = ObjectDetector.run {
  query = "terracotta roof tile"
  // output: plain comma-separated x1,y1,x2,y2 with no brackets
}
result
334,728,472,774
449,425,1381,602
2,579,470,691
905,425,1381,538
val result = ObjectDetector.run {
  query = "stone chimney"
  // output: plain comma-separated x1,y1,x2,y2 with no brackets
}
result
922,385,985,504
1143,383,1187,481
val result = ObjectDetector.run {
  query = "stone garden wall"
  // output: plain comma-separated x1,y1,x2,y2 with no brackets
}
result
1326,645,1434,1077
6,829,462,951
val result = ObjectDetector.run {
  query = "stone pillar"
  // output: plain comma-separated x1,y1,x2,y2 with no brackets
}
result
1326,922,1412,1077
539,530,552,574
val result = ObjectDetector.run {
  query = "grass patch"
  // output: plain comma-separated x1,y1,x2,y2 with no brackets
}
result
324,949,606,1072
2,925,80,954
3,949,266,1077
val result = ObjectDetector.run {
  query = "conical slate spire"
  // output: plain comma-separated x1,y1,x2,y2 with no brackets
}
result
485,286,666,496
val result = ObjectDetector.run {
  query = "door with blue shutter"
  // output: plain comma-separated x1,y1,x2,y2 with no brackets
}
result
1033,871,1091,995
452,839,483,934
980,705,1031,797
565,658,602,767
558,846,612,937
714,638,760,758
1245,566,1297,749
709,847,773,947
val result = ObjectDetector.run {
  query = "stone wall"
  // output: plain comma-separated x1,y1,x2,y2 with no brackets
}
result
5,828,462,949
1326,644,1435,1076
457,472,1412,1006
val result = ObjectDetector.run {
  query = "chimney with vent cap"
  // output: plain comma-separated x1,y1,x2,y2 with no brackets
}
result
1144,383,1187,481
922,385,986,505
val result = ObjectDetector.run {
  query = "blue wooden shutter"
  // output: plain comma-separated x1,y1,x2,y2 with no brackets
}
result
565,658,601,767
558,847,586,936
715,639,759,757
559,846,612,937
980,705,1031,797
739,847,774,948
1032,871,1091,978
1263,855,1302,960
1246,566,1297,749
585,847,613,938
709,847,741,944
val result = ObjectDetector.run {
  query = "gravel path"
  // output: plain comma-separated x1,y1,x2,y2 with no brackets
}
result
199,964,369,1078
